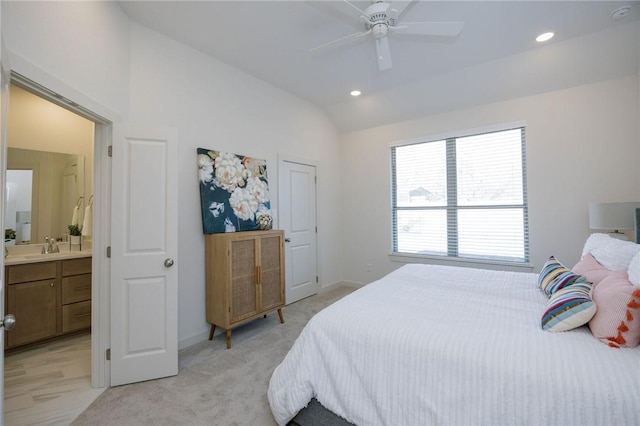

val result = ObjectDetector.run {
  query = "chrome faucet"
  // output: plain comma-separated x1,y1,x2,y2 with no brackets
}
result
41,236,60,254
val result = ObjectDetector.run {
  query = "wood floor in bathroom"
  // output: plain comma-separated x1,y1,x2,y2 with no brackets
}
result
3,333,104,425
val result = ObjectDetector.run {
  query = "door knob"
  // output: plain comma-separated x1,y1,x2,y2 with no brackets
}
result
285,238,291,243
164,258,174,267
1,314,16,331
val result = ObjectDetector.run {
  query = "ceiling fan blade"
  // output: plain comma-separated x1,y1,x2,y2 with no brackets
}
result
390,0,417,21
375,36,393,71
342,0,369,18
310,30,371,55
393,21,464,37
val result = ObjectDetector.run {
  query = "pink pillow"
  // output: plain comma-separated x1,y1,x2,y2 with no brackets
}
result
572,253,610,285
588,270,640,348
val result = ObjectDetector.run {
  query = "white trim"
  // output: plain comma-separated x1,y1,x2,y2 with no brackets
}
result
320,280,366,291
92,123,112,388
388,120,527,148
178,331,209,350
389,252,535,273
7,70,113,390
6,51,121,123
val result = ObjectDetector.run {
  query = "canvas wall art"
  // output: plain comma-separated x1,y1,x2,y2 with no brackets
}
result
197,148,273,234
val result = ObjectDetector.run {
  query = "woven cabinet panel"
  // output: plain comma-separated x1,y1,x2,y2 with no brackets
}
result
260,236,281,270
231,239,256,277
261,269,282,309
230,239,257,322
231,274,258,321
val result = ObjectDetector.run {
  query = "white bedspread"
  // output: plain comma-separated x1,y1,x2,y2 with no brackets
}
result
268,264,640,426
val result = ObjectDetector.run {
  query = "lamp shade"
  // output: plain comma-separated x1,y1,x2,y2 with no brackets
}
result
588,202,640,230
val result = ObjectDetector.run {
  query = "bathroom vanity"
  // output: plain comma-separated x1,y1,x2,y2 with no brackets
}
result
4,250,92,350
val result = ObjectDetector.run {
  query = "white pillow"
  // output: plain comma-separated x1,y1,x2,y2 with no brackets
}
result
581,233,612,257
628,251,640,286
586,233,640,271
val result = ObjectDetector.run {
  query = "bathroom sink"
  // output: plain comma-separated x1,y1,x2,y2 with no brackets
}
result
24,253,65,259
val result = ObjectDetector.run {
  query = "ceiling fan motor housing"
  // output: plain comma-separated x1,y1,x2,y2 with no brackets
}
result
364,2,396,38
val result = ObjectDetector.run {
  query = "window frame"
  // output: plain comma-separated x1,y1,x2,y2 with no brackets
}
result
390,123,530,268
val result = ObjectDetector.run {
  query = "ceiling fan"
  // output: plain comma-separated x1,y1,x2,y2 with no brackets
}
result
311,0,464,71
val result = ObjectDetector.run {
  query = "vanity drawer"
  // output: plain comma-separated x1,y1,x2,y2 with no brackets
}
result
62,258,92,276
7,262,56,284
62,274,91,304
62,300,91,332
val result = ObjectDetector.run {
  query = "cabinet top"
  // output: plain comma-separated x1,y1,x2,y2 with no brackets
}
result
5,251,92,266
204,229,284,239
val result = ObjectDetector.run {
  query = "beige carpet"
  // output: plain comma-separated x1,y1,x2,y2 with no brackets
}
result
72,286,355,426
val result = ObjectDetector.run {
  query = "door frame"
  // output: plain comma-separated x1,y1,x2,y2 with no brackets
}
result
277,154,320,301
7,72,114,388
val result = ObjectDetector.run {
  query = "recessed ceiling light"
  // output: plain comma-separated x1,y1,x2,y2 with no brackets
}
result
536,32,554,42
350,90,362,97
611,5,632,21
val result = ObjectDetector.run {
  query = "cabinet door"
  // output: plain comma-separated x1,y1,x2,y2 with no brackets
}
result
62,274,92,304
229,238,259,324
7,279,57,347
260,233,285,311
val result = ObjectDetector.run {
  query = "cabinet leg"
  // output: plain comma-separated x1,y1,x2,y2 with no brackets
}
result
208,324,216,341
277,308,284,324
226,329,232,349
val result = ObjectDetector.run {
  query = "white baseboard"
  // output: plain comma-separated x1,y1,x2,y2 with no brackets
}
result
179,329,210,350
320,280,366,292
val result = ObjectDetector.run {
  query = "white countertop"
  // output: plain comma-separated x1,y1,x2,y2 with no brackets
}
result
5,251,92,266
4,243,92,266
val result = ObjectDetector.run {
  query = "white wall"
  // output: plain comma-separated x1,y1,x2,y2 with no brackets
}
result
2,1,130,121
340,75,640,284
2,3,343,349
128,24,342,347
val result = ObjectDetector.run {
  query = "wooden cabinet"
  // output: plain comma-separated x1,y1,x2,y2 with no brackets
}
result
61,258,92,333
5,257,92,350
205,230,285,348
6,262,58,348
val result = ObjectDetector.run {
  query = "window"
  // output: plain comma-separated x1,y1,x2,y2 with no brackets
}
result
391,127,529,264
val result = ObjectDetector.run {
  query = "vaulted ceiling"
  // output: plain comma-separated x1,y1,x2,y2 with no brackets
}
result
119,1,640,132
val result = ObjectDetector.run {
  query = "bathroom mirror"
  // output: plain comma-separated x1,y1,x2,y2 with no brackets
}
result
5,148,84,244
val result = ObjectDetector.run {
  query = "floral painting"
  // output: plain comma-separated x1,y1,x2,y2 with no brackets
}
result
197,148,273,234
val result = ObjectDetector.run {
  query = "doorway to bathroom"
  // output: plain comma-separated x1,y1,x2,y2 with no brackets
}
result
3,74,107,424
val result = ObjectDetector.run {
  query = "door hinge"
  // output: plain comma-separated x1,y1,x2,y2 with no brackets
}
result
316,276,319,283
106,348,111,360
106,246,111,258
108,145,113,157
315,226,318,233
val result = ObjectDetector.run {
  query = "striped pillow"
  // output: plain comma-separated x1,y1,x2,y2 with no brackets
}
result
541,281,596,332
539,256,587,296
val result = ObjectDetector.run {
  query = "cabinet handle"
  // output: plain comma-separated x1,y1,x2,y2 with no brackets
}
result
256,266,261,285
50,282,54,287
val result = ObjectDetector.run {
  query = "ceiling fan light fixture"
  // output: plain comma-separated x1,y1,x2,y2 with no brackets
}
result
350,90,362,97
536,32,554,42
372,23,389,39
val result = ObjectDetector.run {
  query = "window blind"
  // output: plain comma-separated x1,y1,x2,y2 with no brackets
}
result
391,127,529,263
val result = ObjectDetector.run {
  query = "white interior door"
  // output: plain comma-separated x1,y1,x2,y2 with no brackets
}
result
279,160,318,304
110,125,178,386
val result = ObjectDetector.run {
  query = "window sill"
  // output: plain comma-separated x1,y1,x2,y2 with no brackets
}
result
389,252,535,273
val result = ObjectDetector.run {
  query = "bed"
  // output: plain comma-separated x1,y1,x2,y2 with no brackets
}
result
268,261,640,426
